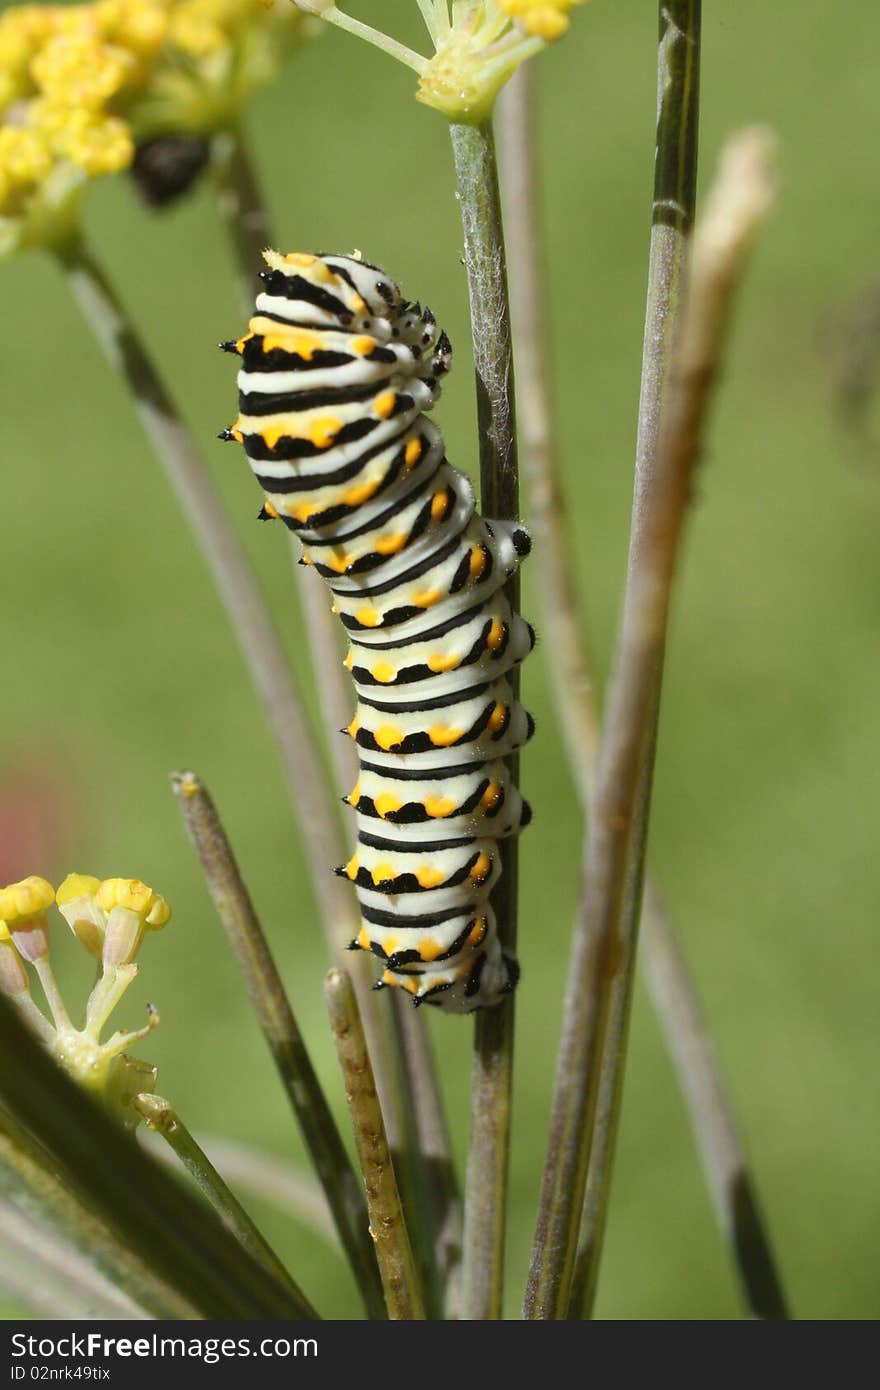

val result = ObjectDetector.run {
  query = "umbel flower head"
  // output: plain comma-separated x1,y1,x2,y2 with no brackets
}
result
0,0,311,255
0,873,171,1128
295,0,586,124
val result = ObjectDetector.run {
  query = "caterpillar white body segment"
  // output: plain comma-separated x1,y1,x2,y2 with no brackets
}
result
222,250,533,1012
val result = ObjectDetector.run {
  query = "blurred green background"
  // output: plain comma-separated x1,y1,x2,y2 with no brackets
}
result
2,0,879,1320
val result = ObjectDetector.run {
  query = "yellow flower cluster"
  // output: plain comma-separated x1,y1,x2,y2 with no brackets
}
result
0,0,307,246
499,0,587,42
1,871,171,1124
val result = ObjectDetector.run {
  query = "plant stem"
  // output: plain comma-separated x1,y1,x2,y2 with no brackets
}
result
0,995,320,1318
499,18,769,1319
1,1111,184,1319
522,125,777,1319
149,1135,337,1246
500,36,787,1323
135,1093,308,1305
324,970,426,1320
54,234,356,969
389,998,463,1318
171,770,385,1319
448,116,520,1323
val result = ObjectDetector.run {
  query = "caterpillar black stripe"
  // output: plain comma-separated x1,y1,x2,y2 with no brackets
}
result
221,250,534,1012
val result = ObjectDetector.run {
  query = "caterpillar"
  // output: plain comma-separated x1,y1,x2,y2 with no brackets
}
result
220,250,534,1012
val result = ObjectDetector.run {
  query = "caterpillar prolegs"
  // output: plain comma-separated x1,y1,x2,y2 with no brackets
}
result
221,250,534,1012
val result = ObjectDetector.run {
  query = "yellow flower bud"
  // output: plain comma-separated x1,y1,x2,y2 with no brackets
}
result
56,873,102,907
0,875,54,924
96,877,170,926
499,0,586,40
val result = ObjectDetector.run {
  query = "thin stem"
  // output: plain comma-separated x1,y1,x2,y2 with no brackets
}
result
33,958,70,1030
299,4,427,71
324,970,426,1321
0,994,320,1318
6,990,55,1044
54,234,357,969
135,1093,308,1305
389,999,463,1319
500,24,781,1320
171,769,385,1320
449,117,520,1320
151,1136,338,1246
208,125,407,1154
0,1111,185,1319
522,126,776,1319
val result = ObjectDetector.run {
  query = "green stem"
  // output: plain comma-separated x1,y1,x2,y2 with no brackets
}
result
389,998,463,1319
569,0,701,1315
0,995,320,1318
449,117,520,1321
522,123,776,1319
324,970,426,1321
171,770,385,1319
136,1094,308,1306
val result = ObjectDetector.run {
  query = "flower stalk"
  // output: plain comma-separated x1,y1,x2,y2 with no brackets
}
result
325,969,426,1321
449,117,519,1321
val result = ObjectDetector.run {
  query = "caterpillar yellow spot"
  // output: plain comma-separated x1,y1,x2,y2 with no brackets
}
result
357,925,371,950
374,390,397,420
431,491,449,523
375,534,407,556
351,294,368,315
382,936,398,956
413,588,442,608
327,553,352,573
427,652,460,673
280,251,315,268
348,781,362,807
405,436,422,467
469,546,487,579
351,335,376,356
371,862,395,887
347,716,360,738
307,416,341,449
470,853,492,882
374,791,403,818
424,795,457,818
415,865,445,889
356,605,382,628
287,500,318,524
370,661,397,684
428,725,462,747
467,917,488,948
344,855,359,881
375,724,404,751
341,478,380,507
487,618,505,650
343,651,354,670
488,703,507,733
235,332,254,353
419,939,443,962
262,500,279,519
